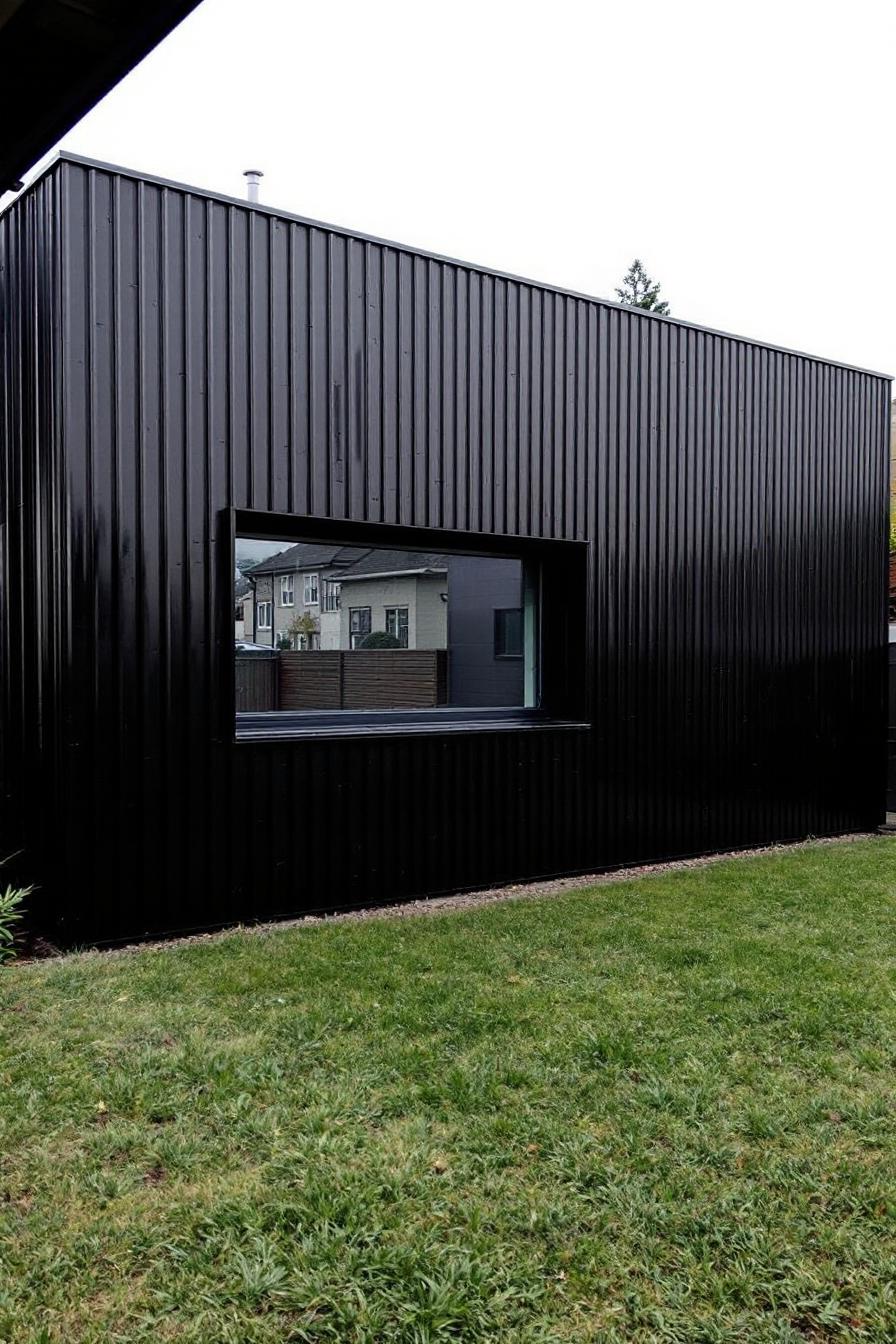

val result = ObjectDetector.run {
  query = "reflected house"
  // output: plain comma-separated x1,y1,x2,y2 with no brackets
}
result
233,575,252,641
332,550,448,650
237,543,530,709
243,543,367,649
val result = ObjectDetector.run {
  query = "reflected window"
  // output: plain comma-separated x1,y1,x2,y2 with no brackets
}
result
385,607,409,648
234,534,540,721
494,608,523,658
349,607,372,649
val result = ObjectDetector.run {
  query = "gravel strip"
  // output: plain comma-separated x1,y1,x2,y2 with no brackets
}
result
38,830,882,963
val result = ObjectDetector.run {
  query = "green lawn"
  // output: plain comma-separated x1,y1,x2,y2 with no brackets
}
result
3,839,896,1342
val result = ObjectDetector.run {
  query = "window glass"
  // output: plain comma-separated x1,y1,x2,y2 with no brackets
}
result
349,607,372,649
385,606,410,648
495,608,523,658
235,535,539,717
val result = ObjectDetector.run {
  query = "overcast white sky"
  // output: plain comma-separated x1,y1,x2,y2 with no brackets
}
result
6,0,895,376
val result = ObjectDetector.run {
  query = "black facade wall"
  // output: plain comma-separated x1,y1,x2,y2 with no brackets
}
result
0,155,890,944
0,170,67,906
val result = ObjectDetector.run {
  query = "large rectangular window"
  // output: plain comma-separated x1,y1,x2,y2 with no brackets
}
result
233,521,585,737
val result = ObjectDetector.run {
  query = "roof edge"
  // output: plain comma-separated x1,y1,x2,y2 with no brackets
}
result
6,150,894,383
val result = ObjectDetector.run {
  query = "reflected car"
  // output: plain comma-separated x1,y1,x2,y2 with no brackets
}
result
235,640,276,655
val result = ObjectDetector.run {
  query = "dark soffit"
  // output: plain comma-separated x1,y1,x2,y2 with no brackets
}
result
0,0,202,193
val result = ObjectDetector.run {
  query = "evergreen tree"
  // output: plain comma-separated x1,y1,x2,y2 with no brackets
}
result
615,259,670,314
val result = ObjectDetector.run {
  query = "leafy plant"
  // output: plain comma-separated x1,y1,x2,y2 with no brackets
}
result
0,884,29,964
359,630,401,649
287,612,318,649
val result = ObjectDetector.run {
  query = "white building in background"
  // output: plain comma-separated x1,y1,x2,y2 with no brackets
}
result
332,550,448,650
242,542,367,649
242,545,449,652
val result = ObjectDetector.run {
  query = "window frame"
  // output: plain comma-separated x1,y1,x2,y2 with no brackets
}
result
229,509,589,742
385,605,410,648
280,574,294,607
303,572,320,606
256,599,272,631
494,606,523,659
349,606,372,649
322,579,341,612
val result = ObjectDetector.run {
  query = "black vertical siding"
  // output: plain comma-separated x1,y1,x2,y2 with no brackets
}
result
0,154,890,944
0,169,66,904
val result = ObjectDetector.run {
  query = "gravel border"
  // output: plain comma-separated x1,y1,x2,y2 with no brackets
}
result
41,830,883,963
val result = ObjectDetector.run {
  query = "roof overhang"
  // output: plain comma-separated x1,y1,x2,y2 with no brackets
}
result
0,0,202,193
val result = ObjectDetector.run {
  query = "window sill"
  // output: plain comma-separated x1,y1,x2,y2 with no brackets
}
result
235,709,591,743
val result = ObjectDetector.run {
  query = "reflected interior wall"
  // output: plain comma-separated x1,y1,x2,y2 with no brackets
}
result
447,556,524,706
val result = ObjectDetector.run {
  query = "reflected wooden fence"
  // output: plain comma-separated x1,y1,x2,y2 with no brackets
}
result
235,651,447,713
235,655,279,711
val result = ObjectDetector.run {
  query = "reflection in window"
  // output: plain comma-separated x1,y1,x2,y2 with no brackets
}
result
385,606,409,648
235,537,538,716
494,608,523,658
349,607,372,649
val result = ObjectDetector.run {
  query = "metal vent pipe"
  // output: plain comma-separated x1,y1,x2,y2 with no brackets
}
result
243,168,263,203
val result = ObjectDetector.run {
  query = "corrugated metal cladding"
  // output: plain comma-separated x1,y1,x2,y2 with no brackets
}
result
0,153,890,945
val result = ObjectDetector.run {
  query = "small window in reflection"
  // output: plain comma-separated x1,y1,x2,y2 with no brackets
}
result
494,608,523,659
234,536,539,717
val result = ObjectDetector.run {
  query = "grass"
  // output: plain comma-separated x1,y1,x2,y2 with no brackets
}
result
3,839,896,1342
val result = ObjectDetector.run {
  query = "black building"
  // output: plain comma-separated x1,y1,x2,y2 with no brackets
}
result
0,153,890,945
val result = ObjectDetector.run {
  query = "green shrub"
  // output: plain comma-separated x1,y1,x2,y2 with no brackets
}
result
359,630,401,649
0,884,29,964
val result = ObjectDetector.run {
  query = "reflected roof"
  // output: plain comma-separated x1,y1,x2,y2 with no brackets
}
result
245,543,369,576
335,549,450,581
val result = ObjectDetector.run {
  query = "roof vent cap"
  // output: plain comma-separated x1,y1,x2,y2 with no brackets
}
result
243,169,263,203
